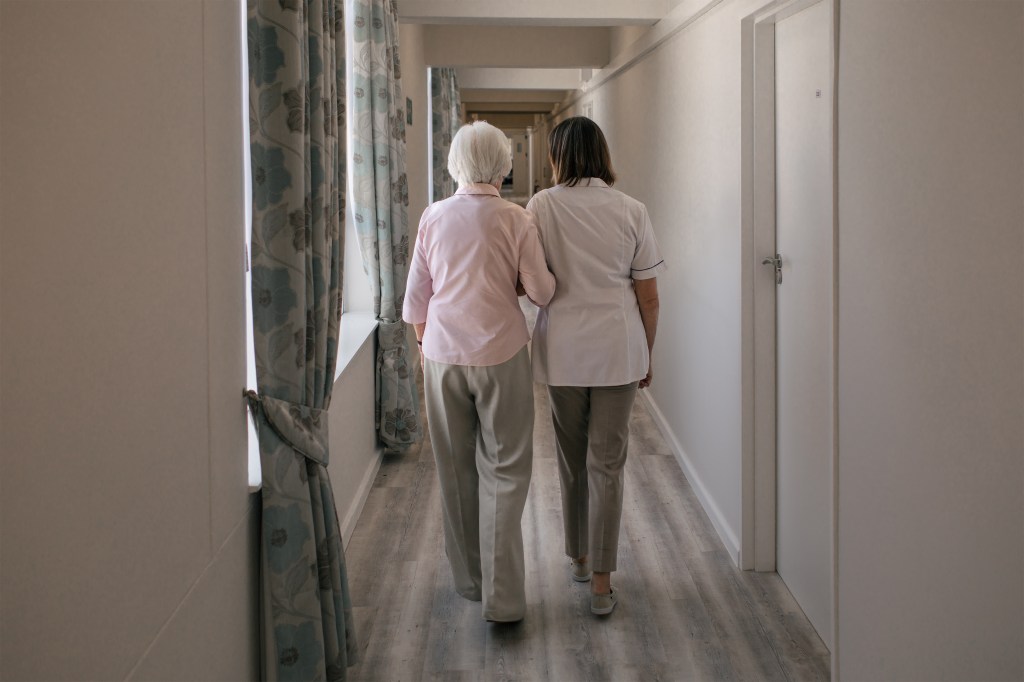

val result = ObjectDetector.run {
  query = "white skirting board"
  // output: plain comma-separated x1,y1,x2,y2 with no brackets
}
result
340,446,385,549
638,391,742,566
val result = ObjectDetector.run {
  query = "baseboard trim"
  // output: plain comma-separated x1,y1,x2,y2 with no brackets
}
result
638,391,742,566
340,445,385,549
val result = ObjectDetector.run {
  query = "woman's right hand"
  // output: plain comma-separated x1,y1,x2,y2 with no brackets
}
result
414,322,426,373
639,364,653,389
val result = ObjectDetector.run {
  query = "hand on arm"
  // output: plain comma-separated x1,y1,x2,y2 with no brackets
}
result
518,221,556,307
633,277,659,389
414,322,426,368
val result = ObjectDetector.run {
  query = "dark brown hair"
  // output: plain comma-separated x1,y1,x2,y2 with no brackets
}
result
548,116,616,187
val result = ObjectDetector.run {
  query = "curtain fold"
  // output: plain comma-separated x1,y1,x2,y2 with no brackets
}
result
430,67,462,202
247,0,356,678
351,0,420,452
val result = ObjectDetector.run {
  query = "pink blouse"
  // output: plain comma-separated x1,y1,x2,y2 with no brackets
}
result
403,183,555,366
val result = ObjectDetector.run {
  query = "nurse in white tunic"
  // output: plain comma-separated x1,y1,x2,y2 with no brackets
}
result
526,117,664,616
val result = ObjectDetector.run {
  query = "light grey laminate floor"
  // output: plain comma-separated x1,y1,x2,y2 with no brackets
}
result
344,385,830,681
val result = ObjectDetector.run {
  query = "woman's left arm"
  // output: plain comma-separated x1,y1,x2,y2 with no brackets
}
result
633,277,659,389
403,216,434,326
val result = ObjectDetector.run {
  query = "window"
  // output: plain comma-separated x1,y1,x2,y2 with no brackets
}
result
242,0,376,491
241,0,260,490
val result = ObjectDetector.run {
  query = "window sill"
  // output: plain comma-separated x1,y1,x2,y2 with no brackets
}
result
248,311,379,493
335,311,378,382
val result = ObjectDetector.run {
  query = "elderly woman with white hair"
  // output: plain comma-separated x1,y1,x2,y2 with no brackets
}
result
403,121,556,623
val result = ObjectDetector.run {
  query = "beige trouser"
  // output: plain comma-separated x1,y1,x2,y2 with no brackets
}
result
423,346,534,622
548,382,639,573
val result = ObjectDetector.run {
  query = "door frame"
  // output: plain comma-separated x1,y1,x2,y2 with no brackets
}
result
739,0,840,668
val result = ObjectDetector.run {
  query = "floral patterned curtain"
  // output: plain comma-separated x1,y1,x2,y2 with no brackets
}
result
430,67,462,201
247,0,356,679
351,0,420,451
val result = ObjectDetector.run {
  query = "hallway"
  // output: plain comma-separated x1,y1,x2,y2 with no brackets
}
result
344,386,829,681
1,0,1021,678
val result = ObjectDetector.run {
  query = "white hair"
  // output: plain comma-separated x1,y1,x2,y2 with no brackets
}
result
447,121,513,186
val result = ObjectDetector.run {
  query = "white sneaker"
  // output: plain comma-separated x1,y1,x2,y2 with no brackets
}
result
591,588,617,616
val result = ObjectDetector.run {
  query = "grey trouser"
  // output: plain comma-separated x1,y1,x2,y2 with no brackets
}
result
548,382,639,573
423,346,534,622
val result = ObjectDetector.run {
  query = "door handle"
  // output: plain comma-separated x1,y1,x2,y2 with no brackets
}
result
761,254,782,285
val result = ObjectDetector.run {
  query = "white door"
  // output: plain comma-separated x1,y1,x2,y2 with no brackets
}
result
774,0,833,650
510,132,529,196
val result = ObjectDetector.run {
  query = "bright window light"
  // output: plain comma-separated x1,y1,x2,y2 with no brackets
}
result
241,0,260,491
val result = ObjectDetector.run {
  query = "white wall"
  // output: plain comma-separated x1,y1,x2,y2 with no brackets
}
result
456,68,582,90
401,22,431,373
397,0,666,25
561,0,769,562
423,26,610,68
401,23,431,231
836,2,1023,679
608,25,647,57
556,0,1023,677
0,1,258,680
328,319,382,546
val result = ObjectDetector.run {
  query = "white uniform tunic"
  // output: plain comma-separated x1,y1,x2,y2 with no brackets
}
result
526,178,666,387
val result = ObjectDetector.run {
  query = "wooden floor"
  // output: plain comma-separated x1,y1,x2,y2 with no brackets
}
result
344,385,831,681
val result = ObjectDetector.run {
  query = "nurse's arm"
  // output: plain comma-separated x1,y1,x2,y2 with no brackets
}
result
633,277,659,388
